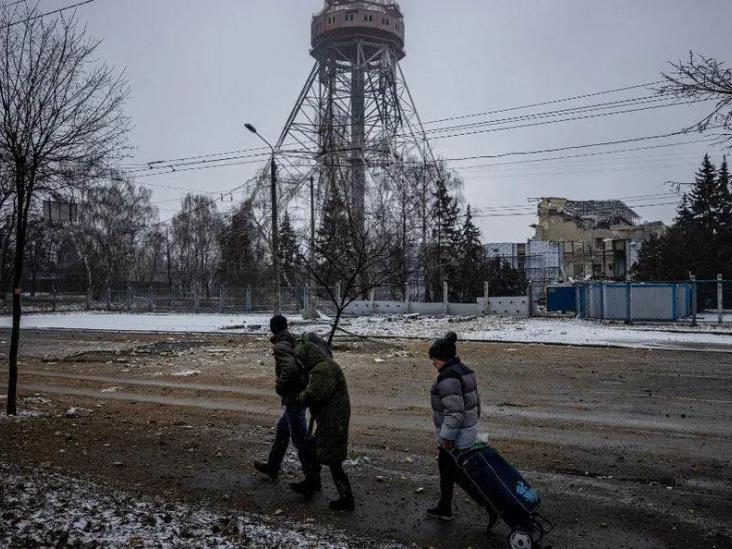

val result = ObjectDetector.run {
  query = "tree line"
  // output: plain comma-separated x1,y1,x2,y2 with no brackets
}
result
633,154,732,281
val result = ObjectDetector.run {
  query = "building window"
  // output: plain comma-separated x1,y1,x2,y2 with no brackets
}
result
386,18,390,25
369,15,373,22
364,14,368,22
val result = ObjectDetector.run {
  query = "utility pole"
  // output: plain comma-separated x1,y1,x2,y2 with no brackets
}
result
270,156,281,315
245,123,281,315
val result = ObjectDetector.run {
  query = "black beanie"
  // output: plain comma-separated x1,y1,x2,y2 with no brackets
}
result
270,315,288,335
429,331,458,361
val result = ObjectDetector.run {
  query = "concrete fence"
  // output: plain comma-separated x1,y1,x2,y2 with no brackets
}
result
342,283,530,317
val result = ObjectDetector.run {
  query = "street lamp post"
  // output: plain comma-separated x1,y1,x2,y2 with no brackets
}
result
245,123,281,315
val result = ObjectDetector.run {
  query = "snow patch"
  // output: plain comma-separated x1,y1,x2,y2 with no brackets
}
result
0,464,402,548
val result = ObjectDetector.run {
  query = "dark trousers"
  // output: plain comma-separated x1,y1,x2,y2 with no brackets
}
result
267,404,318,480
328,461,353,501
438,447,459,509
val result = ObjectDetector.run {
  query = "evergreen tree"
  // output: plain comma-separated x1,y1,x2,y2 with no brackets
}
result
632,154,732,280
717,157,732,277
315,185,352,288
689,154,720,230
456,206,485,301
429,178,460,300
278,210,302,289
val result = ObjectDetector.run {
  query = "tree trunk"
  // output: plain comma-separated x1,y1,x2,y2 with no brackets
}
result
327,306,345,347
7,199,28,416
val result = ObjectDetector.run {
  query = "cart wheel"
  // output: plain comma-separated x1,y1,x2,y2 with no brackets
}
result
485,508,499,532
509,529,534,549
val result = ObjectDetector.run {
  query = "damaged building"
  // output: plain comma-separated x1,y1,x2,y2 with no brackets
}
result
486,197,665,285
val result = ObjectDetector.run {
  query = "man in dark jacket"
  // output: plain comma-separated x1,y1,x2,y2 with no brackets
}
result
289,335,354,511
254,315,320,489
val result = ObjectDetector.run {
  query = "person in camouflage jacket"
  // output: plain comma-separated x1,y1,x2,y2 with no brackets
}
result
290,335,354,511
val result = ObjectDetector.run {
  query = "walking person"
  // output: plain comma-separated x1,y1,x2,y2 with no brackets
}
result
426,331,481,521
290,334,354,511
254,315,320,490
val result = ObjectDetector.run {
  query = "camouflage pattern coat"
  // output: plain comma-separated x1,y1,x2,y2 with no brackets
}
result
295,339,351,465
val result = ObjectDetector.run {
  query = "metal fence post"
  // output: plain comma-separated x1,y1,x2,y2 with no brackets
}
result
219,286,224,314
718,274,724,325
148,287,154,312
170,288,175,312
625,281,632,324
526,282,533,318
601,282,607,320
483,281,490,315
690,275,697,326
245,287,252,313
575,284,581,318
194,286,200,314
369,288,376,315
672,283,679,321
52,285,57,313
126,286,132,312
443,280,449,315
106,288,111,311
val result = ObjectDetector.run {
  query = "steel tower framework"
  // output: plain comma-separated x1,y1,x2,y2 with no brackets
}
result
266,0,438,226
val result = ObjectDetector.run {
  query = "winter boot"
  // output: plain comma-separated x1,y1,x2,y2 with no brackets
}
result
426,503,454,521
329,474,355,511
254,461,278,481
289,480,317,500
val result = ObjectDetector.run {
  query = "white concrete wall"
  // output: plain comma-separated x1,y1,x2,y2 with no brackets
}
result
343,297,529,317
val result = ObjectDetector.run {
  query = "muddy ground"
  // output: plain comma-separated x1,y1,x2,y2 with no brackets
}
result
1,329,731,548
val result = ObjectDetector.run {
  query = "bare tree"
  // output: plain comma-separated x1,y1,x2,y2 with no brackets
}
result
289,210,401,346
660,52,732,146
0,7,129,415
170,194,222,299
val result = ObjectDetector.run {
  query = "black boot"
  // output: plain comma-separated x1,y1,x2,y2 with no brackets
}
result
289,479,317,500
329,470,355,512
254,461,278,481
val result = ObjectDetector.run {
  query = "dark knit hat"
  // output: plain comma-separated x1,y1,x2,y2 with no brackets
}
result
270,315,288,335
428,331,458,361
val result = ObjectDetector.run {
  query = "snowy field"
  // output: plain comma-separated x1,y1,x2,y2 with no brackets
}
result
2,312,732,351
0,464,397,548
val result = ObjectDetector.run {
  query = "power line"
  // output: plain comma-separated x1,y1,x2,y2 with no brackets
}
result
423,81,665,126
0,0,97,29
116,80,672,173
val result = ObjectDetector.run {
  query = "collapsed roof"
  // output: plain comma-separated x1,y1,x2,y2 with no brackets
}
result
539,198,640,228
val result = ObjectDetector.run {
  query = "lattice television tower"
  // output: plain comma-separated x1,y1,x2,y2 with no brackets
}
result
267,0,439,223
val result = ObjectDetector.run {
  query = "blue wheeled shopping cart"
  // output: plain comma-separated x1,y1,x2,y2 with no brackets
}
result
453,443,553,549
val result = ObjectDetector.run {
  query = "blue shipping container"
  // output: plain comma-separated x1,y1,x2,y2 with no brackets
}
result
547,286,576,312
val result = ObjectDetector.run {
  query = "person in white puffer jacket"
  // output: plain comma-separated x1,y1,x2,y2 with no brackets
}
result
426,331,481,522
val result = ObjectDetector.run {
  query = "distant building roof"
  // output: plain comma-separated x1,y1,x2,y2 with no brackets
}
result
539,197,640,228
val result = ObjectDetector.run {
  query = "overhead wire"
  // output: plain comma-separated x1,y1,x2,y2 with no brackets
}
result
0,0,97,29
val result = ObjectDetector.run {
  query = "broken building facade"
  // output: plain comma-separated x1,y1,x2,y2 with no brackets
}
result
486,197,666,285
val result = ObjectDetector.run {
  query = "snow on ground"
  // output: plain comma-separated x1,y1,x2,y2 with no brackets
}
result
0,463,400,548
2,312,732,351
343,316,732,351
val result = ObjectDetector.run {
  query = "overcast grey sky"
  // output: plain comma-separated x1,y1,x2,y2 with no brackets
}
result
64,0,732,241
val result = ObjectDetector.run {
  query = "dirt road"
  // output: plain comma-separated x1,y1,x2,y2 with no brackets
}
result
1,329,731,548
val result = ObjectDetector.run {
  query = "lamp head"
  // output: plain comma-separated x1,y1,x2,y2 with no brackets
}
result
244,123,258,134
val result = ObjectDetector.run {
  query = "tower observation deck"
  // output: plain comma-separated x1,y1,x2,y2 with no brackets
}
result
311,0,405,59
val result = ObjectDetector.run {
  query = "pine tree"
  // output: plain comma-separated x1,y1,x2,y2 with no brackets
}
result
717,157,732,277
278,210,301,288
428,178,460,301
689,154,719,230
315,186,352,287
456,205,485,301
